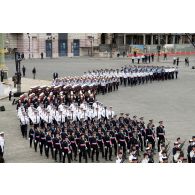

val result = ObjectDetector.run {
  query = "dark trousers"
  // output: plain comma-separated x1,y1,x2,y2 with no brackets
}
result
91,146,99,161
39,142,45,155
79,149,88,163
62,150,71,163
29,138,33,147
111,139,117,156
54,148,61,162
157,137,165,152
45,144,53,158
21,124,27,138
138,135,143,151
124,78,127,86
105,145,112,160
34,140,39,152
119,141,126,157
98,141,104,158
71,144,77,160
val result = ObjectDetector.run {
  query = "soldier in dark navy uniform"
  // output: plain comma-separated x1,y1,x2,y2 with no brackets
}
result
78,134,88,163
145,123,155,151
34,127,40,152
90,132,99,162
69,131,78,161
110,128,118,156
45,130,53,158
61,137,72,163
117,128,127,158
39,128,46,156
53,133,62,162
104,131,113,161
28,125,34,148
156,121,165,152
96,128,105,158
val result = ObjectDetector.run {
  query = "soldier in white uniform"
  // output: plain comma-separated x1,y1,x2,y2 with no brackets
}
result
0,132,5,158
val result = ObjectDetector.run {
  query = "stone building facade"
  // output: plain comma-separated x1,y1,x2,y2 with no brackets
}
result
4,33,195,59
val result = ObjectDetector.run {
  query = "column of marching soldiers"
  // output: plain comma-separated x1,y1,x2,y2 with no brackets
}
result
16,64,195,163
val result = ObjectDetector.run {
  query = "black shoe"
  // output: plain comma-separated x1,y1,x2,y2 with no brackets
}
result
74,158,77,161
96,160,100,162
109,159,113,161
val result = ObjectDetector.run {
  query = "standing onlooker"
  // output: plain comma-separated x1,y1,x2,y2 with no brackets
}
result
151,53,154,62
0,132,5,158
41,52,44,59
176,57,179,66
164,53,167,60
32,67,36,79
132,56,135,64
9,91,12,101
185,57,189,66
22,65,26,77
148,54,151,63
0,69,4,82
173,57,176,65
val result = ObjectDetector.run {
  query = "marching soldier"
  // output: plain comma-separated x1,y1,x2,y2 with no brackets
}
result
104,131,113,161
96,128,105,158
39,128,46,156
20,112,29,138
28,125,35,147
117,128,127,158
69,131,78,161
61,137,72,163
45,130,53,158
78,134,88,163
90,132,99,162
145,123,155,151
34,127,40,152
110,128,118,156
156,121,165,152
53,133,62,162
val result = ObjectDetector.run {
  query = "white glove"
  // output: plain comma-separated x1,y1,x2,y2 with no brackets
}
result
62,152,64,156
45,145,48,148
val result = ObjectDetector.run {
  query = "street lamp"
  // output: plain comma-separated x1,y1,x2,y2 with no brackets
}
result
110,34,115,58
27,33,30,59
47,35,55,58
87,36,94,57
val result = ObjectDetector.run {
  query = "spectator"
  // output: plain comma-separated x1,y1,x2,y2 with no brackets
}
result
22,65,26,77
9,91,12,101
32,67,36,79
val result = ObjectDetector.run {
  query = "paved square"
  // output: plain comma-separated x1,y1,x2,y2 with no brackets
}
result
1,55,195,162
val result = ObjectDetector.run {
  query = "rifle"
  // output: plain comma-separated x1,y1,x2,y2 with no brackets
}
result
179,140,186,150
165,140,171,152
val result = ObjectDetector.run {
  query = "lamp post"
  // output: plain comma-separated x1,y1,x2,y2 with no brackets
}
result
110,34,115,58
88,36,94,57
47,35,55,58
0,33,8,82
27,33,30,59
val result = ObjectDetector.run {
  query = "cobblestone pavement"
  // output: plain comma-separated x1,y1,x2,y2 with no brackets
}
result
1,56,195,162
